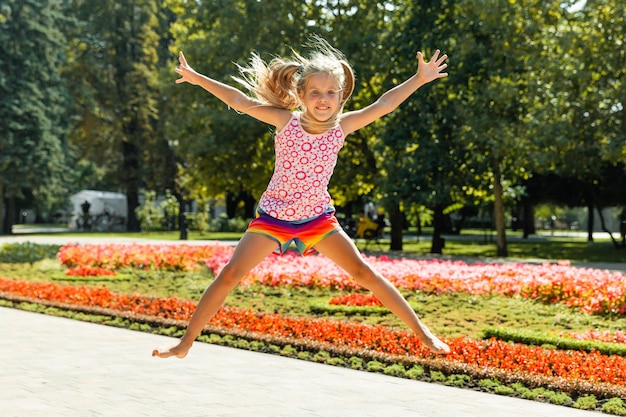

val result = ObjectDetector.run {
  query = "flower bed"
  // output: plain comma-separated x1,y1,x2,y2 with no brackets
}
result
65,267,117,277
567,329,626,344
57,243,626,314
1,276,625,400
329,293,382,307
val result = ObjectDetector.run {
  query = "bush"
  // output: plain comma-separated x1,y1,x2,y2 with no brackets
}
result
135,190,166,232
483,327,626,357
349,356,363,370
446,374,471,387
603,398,626,416
0,242,60,263
405,365,424,379
366,360,385,372
574,395,598,410
209,214,249,232
430,370,446,382
383,364,407,378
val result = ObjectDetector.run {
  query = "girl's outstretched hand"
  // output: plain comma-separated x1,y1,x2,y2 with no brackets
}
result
416,50,448,84
175,51,199,85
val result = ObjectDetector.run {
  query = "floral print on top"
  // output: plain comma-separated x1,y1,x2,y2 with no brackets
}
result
257,112,345,221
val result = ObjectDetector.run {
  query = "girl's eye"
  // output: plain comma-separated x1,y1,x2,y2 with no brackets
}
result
310,91,337,98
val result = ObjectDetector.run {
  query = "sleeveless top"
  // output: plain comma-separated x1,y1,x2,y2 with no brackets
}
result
257,112,345,221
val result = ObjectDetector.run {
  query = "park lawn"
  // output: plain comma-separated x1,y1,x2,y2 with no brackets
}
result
1,256,624,342
14,226,625,263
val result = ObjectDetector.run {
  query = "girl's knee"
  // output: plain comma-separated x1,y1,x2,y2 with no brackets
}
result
216,263,245,286
350,262,379,286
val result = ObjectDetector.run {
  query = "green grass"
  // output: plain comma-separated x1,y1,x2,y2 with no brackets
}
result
389,238,624,263
12,226,625,263
2,258,625,341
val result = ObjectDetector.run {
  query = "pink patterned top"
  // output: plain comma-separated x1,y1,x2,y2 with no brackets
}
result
257,112,345,221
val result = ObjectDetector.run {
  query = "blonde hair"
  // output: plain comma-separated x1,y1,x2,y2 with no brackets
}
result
233,36,355,134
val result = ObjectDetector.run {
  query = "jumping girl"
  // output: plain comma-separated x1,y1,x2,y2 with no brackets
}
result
153,38,450,358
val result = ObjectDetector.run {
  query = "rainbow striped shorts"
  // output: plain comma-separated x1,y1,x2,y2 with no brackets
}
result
246,209,342,256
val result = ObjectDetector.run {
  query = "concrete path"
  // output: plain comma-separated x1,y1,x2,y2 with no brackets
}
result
0,307,604,417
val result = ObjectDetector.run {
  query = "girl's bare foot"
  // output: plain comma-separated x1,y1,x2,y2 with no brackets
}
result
425,337,450,354
418,326,451,354
152,340,191,359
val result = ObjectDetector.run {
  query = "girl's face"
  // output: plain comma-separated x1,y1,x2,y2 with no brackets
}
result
300,73,342,122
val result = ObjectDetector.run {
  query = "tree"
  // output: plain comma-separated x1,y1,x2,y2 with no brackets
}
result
162,0,314,218
375,0,475,252
525,0,625,242
164,0,396,219
440,0,567,256
65,0,162,231
0,0,74,234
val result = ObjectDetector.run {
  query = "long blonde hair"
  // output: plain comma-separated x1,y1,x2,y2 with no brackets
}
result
233,36,355,134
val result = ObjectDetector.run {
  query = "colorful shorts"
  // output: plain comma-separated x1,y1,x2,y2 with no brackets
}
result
246,209,342,256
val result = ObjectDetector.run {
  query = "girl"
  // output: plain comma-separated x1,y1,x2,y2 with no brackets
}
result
153,38,450,358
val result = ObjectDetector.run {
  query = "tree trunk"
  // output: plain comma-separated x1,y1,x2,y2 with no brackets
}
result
3,195,16,235
430,205,445,254
597,206,623,248
586,200,594,242
389,202,403,251
492,158,508,257
243,191,256,219
226,191,238,218
522,199,535,239
0,179,5,235
123,140,140,232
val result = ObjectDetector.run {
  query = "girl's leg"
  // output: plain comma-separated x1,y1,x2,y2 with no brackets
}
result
153,232,278,358
313,231,450,354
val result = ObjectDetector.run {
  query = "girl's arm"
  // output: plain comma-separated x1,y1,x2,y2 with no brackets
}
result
175,51,291,129
339,50,448,135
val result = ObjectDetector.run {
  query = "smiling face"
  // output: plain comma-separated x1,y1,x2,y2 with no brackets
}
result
299,73,342,123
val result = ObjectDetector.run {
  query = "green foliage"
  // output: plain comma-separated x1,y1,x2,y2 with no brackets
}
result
0,243,61,263
64,0,165,231
208,214,249,233
429,370,446,382
349,356,364,370
308,300,390,316
135,191,165,232
574,395,598,411
483,327,626,356
603,398,626,416
479,379,501,390
313,350,331,364
405,365,424,380
383,363,407,378
279,344,297,357
446,374,471,387
0,0,76,224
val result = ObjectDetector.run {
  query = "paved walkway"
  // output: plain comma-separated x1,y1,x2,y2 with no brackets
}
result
0,307,604,417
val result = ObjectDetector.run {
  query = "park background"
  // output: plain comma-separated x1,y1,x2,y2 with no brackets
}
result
2,1,626,414
1,0,624,257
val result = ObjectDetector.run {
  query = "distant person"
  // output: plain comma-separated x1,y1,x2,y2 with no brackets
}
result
153,37,450,359
80,200,91,230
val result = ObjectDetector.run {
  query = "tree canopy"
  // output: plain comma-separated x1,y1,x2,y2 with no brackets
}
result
1,0,624,254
